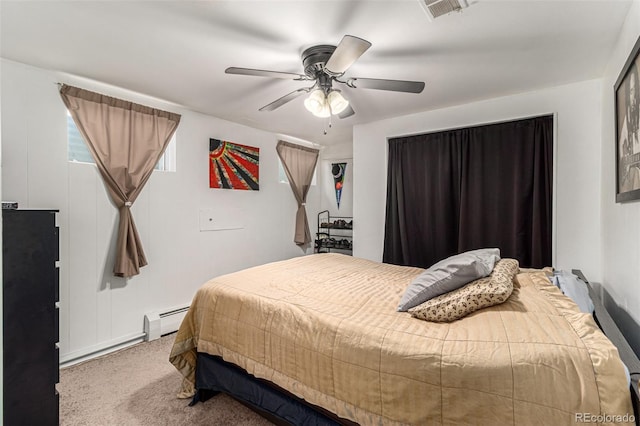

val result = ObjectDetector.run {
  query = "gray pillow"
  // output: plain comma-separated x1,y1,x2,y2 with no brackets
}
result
397,248,501,312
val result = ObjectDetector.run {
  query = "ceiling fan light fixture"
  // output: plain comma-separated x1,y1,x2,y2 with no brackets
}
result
313,106,331,118
327,90,349,115
304,89,349,118
304,89,326,115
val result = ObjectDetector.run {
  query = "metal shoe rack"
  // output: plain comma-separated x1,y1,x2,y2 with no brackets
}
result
315,210,353,255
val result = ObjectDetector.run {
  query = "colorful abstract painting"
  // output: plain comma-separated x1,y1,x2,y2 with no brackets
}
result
209,138,259,190
332,162,346,208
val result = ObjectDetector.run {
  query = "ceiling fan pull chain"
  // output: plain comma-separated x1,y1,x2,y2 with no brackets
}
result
323,113,334,136
323,101,333,135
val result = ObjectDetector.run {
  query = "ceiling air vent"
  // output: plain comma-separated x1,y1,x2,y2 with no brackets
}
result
419,0,471,20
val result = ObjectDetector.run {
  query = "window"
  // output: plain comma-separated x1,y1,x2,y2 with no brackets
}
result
67,112,176,171
278,158,317,185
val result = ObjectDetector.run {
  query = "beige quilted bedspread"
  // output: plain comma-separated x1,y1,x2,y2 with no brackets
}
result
170,253,633,425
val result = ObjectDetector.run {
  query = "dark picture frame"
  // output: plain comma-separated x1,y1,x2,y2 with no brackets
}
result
615,35,640,202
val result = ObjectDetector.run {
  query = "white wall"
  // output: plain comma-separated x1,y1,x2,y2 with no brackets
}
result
1,59,319,361
353,79,604,281
600,0,640,349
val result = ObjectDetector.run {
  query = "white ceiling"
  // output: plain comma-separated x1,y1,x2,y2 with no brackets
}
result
0,0,632,145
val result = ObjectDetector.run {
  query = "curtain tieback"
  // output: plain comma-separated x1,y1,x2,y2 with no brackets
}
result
300,203,306,206
125,201,132,207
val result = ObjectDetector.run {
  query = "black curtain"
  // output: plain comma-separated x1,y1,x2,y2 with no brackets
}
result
383,115,553,269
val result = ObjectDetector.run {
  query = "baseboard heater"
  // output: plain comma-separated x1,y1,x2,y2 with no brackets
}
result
144,304,190,341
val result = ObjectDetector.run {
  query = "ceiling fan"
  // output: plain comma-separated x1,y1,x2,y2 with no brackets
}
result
225,35,425,119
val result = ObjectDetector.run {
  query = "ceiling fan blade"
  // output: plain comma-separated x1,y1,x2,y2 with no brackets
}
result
324,35,372,75
348,77,425,93
226,67,308,80
259,88,309,112
338,105,355,119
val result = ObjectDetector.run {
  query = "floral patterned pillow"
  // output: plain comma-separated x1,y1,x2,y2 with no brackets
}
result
408,258,519,322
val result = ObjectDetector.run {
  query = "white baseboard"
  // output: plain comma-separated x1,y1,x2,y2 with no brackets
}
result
59,332,146,369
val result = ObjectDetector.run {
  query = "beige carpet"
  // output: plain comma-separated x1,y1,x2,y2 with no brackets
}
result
58,334,274,426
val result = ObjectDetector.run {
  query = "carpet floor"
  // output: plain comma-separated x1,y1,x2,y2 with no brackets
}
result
58,334,274,425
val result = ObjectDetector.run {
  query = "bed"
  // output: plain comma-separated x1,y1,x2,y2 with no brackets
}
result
170,253,636,425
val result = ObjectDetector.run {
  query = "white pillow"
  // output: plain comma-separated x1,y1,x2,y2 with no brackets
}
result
397,248,501,312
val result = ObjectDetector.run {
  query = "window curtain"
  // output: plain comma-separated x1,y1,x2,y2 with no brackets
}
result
276,141,319,245
60,85,181,278
383,115,553,269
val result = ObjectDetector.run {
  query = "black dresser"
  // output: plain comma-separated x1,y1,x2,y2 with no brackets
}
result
3,209,60,425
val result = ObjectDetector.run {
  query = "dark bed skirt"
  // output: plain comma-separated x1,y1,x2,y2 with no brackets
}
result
191,352,359,426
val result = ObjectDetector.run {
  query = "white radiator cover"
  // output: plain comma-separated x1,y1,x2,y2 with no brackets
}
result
144,304,190,341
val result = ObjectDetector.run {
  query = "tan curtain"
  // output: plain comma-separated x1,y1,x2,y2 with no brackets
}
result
276,141,319,245
60,84,181,278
